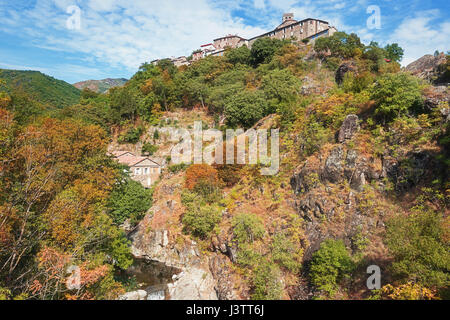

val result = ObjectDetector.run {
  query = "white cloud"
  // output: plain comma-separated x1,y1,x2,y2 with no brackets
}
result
253,0,266,10
0,0,266,72
388,10,450,65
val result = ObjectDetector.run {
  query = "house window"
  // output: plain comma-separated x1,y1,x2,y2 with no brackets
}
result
135,168,141,175
144,168,149,175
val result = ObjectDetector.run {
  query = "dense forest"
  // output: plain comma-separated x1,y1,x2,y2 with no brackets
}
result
0,69,81,108
0,31,449,300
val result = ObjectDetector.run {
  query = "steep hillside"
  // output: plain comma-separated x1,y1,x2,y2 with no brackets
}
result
0,69,81,108
110,36,449,300
73,78,128,93
1,32,448,301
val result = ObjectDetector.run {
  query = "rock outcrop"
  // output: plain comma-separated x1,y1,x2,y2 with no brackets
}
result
209,254,239,300
405,53,448,84
130,220,218,300
167,266,217,300
338,114,360,142
423,86,450,122
335,62,357,85
382,151,437,193
118,290,148,300
291,145,381,194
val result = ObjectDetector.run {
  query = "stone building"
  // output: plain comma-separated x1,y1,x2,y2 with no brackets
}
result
110,151,162,188
213,35,248,51
155,13,337,65
171,56,190,67
192,50,204,61
190,13,337,61
151,56,190,67
248,14,337,47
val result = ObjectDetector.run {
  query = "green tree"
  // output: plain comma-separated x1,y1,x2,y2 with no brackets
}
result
224,89,268,128
309,239,355,296
225,45,252,66
107,178,152,225
314,32,363,58
271,233,301,273
109,86,139,121
384,43,404,62
252,261,282,300
261,68,300,121
385,210,450,290
232,213,265,244
181,191,221,239
251,37,288,66
142,142,158,155
370,73,423,122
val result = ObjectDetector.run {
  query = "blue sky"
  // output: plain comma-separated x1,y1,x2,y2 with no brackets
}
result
0,0,449,83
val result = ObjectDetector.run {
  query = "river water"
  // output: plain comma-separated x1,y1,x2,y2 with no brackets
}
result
124,258,182,300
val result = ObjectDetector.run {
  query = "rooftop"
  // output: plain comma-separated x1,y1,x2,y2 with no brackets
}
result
110,151,161,167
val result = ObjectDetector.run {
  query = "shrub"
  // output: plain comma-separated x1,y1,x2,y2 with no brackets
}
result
168,163,188,173
118,126,144,144
185,164,219,190
309,239,355,296
298,119,331,156
232,213,265,244
193,180,222,203
181,191,221,239
252,261,283,300
236,243,263,267
271,233,302,273
370,73,423,122
385,210,450,290
107,179,152,225
142,142,158,155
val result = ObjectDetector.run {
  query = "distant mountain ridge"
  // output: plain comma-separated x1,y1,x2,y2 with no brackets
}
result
0,69,81,108
73,78,128,93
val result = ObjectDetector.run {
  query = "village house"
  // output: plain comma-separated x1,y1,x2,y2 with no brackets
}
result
213,34,248,51
154,13,337,66
191,13,337,59
247,14,337,47
151,56,190,67
110,151,162,188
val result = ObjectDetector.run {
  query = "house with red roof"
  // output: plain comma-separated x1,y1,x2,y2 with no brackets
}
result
109,151,161,188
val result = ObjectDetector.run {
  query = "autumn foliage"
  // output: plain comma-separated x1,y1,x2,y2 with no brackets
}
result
185,164,219,190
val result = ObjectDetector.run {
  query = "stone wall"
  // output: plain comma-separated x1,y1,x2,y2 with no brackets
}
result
248,19,330,47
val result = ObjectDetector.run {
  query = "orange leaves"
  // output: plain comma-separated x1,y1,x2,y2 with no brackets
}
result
37,247,70,277
0,205,17,249
12,118,109,207
44,179,112,248
18,118,107,165
185,164,219,190
140,79,153,95
0,93,12,108
79,263,109,287
315,93,354,118
33,246,114,300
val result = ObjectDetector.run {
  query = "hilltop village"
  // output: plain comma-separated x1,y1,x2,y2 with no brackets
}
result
152,13,337,67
